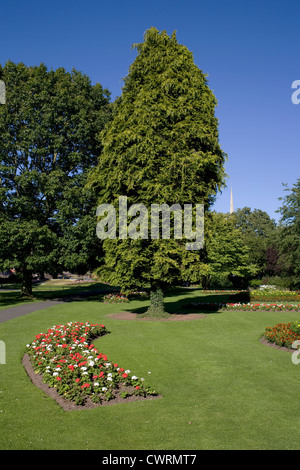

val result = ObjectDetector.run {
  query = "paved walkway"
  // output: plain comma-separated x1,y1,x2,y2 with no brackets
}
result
0,300,64,323
0,288,116,324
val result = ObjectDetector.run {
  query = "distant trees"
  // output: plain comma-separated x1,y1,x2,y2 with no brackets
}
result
228,181,300,290
232,207,277,278
0,61,111,296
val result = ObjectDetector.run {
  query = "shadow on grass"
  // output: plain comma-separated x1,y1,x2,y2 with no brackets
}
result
0,282,120,309
121,286,243,317
121,287,251,317
0,284,250,316
0,291,38,309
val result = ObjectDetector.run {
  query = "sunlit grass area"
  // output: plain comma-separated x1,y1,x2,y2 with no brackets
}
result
1,287,300,450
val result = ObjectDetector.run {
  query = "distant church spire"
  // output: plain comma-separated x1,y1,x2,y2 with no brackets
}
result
230,186,234,214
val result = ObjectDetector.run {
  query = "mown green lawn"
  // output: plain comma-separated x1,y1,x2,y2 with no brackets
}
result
1,287,300,450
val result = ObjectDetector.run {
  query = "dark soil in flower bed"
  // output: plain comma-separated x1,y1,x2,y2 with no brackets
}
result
260,336,297,353
22,353,162,411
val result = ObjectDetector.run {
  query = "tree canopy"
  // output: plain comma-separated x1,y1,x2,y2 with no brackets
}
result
0,61,111,295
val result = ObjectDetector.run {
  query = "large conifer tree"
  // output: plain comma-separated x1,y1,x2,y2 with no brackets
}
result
90,27,227,316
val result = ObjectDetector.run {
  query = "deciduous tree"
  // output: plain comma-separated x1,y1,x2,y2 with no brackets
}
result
0,61,111,296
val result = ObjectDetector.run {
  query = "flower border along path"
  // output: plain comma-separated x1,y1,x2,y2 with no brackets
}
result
24,321,160,411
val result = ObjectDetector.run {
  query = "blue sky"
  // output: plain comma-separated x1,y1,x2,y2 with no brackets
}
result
1,0,299,222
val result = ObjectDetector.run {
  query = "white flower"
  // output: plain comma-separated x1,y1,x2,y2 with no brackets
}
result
125,370,130,374
82,372,88,375
94,382,99,387
107,376,112,381
102,387,107,392
88,360,95,367
53,372,59,376
131,375,138,380
80,366,87,371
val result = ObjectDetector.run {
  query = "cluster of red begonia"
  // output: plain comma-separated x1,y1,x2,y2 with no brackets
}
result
26,321,156,405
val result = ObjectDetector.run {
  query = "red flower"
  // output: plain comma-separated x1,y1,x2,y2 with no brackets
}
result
122,373,128,378
81,383,90,388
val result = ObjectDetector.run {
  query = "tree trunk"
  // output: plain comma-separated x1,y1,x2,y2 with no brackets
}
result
146,283,169,318
21,269,33,297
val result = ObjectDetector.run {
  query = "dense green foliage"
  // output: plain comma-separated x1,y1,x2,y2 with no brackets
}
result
2,288,300,450
200,212,257,288
0,36,298,300
89,27,227,314
232,207,277,278
0,62,111,295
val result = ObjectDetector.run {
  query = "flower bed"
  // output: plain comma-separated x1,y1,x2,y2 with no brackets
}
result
25,321,156,406
264,322,300,348
250,289,300,302
185,301,300,312
224,302,300,312
102,291,148,303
